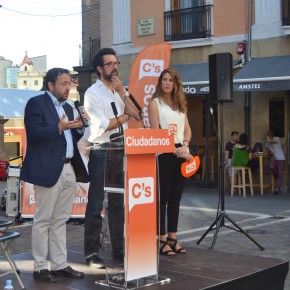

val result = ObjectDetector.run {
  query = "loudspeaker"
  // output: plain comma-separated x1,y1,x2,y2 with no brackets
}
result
209,53,233,102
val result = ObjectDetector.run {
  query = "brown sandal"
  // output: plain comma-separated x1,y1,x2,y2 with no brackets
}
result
167,237,186,254
159,240,175,256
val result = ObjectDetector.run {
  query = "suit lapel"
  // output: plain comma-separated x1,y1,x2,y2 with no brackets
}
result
44,92,60,124
63,103,73,121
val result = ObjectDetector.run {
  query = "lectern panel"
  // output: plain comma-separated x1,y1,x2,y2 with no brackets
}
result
104,148,124,189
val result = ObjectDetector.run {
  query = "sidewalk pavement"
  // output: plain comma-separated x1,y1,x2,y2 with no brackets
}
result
0,179,290,289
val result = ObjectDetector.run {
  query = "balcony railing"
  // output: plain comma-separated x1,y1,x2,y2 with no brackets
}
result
164,5,212,42
282,0,290,25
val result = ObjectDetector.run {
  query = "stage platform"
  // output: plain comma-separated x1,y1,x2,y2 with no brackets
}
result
0,245,288,290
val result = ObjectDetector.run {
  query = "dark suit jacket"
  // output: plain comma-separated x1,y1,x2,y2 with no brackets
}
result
20,92,89,188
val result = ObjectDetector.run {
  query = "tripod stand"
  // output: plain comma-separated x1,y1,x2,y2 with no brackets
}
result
196,102,264,250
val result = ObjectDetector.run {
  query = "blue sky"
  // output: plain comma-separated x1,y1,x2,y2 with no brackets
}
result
0,0,82,70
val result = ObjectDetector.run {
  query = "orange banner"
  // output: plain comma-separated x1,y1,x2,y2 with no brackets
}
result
128,42,172,128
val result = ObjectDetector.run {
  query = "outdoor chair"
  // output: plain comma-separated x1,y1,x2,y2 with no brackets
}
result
0,220,25,290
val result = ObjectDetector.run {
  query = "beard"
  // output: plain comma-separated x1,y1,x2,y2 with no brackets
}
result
51,88,69,102
58,95,68,102
103,69,118,82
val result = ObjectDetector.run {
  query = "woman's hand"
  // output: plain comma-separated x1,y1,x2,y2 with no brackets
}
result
183,152,193,161
174,145,192,161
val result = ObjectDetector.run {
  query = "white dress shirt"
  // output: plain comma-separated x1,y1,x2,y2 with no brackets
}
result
48,92,74,158
84,79,127,143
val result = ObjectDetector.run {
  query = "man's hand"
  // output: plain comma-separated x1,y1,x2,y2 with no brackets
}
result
111,75,124,94
81,108,89,121
58,114,84,132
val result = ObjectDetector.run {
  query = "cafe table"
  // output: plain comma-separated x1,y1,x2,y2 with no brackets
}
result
251,152,274,195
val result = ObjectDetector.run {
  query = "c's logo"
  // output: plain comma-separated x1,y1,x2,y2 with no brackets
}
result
129,177,154,211
169,123,177,135
181,156,200,178
29,195,35,205
139,59,164,80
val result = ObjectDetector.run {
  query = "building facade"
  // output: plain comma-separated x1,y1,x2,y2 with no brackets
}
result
17,54,46,90
6,66,20,89
77,0,290,191
0,57,13,88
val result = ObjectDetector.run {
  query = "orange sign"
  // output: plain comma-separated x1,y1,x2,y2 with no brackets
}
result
125,154,157,281
124,128,174,155
124,128,174,281
128,42,172,128
181,155,201,178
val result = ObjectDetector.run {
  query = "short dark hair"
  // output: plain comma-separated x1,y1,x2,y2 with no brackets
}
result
91,48,117,77
43,68,70,90
267,130,275,137
231,131,239,136
238,133,248,145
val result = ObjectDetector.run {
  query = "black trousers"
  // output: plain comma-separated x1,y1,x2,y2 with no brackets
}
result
158,151,186,235
84,146,124,257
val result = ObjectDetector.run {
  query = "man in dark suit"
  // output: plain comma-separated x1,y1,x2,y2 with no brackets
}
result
21,68,89,283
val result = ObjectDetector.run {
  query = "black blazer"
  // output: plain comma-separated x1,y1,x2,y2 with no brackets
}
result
20,92,89,188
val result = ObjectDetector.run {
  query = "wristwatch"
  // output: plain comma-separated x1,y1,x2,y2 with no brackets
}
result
121,91,129,101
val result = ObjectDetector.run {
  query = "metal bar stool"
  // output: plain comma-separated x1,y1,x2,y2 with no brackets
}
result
231,166,253,197
0,220,25,290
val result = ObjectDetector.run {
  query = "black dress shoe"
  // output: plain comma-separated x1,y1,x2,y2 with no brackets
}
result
51,266,85,278
33,269,57,283
86,254,106,269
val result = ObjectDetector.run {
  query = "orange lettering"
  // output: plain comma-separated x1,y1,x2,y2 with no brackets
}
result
132,183,141,198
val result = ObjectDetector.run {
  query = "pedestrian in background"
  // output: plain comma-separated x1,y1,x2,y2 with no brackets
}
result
232,133,258,172
225,131,239,177
265,130,285,194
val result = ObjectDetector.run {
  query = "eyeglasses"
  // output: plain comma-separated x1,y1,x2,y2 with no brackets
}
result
102,61,120,68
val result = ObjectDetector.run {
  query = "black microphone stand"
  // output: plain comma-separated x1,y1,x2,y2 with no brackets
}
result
110,102,124,143
196,101,264,250
139,112,146,129
129,94,146,128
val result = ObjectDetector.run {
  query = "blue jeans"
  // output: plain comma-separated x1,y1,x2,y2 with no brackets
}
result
84,146,124,257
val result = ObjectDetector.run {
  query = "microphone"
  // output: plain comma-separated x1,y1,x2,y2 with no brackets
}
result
129,94,142,113
111,101,118,116
74,101,89,127
129,94,146,129
110,102,123,142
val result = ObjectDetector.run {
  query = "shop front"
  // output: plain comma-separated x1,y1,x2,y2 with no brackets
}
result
174,55,290,191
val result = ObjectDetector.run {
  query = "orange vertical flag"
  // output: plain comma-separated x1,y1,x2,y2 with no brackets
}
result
128,42,172,128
